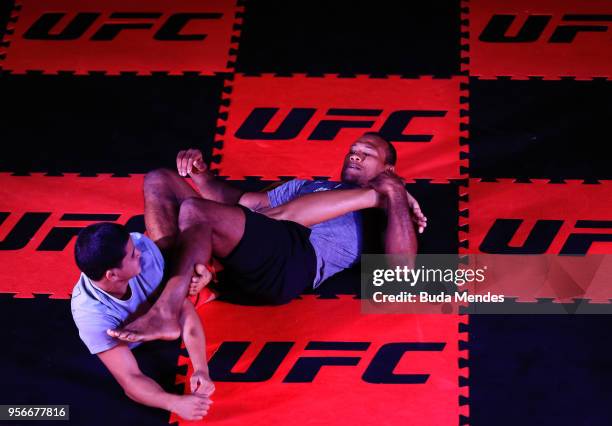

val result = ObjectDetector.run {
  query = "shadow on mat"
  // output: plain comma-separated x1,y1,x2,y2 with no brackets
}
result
0,294,181,426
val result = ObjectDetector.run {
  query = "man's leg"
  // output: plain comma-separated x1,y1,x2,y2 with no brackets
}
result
110,198,246,342
143,168,201,253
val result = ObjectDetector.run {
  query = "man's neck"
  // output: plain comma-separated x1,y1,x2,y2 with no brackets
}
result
340,179,364,188
93,278,131,300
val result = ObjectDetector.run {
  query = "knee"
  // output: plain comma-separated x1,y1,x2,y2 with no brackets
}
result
178,197,211,231
144,168,175,193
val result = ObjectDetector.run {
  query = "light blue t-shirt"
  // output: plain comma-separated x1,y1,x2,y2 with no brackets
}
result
71,233,165,354
267,180,363,288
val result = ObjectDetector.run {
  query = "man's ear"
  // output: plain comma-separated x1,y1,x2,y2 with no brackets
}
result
105,269,116,282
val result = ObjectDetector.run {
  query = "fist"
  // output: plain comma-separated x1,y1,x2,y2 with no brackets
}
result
176,149,207,177
190,370,215,397
368,170,405,196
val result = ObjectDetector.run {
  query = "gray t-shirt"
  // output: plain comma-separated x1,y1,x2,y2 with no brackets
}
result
71,233,165,354
267,180,362,288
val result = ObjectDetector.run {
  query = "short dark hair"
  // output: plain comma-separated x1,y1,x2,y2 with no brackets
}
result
74,223,130,281
362,132,397,165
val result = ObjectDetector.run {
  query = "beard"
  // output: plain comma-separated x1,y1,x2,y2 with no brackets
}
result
341,167,363,185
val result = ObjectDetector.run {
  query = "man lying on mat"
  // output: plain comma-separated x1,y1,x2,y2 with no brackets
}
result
106,131,426,344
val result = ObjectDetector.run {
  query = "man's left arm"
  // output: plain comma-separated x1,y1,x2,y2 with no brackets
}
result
179,298,215,398
385,190,417,257
371,172,418,267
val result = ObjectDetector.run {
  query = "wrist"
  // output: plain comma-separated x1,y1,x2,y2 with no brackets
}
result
364,188,380,208
193,365,210,377
387,190,408,209
386,189,408,204
165,393,180,412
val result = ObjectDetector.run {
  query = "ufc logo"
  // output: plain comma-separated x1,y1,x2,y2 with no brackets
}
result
235,108,447,142
23,12,223,41
209,341,445,384
480,219,612,255
0,212,144,251
479,14,612,43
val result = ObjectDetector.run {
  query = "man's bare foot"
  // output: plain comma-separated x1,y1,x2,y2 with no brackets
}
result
107,308,180,343
189,263,214,296
171,394,212,421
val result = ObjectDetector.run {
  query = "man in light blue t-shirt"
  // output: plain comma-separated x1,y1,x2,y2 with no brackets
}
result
104,132,427,346
72,223,215,421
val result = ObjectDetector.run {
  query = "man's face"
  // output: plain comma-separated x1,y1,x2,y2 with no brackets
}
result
340,135,392,186
109,237,142,281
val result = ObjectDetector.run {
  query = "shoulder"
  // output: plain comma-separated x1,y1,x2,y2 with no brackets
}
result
267,179,308,194
132,233,164,270
266,179,310,207
70,275,112,320
71,276,122,354
130,233,165,291
131,232,160,255
71,273,97,311
281,179,309,190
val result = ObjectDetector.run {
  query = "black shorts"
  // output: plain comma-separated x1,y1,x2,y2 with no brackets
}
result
215,206,317,305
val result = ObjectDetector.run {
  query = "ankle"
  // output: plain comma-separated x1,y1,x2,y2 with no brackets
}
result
149,304,176,319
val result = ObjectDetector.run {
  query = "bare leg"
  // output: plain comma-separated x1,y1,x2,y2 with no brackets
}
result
143,168,200,253
110,198,246,342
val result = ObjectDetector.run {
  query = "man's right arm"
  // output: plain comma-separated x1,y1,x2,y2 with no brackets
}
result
176,149,268,210
264,188,380,227
97,344,210,421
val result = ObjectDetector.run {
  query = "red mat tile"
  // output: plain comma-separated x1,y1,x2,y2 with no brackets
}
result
467,179,612,302
1,0,241,75
213,75,466,181
172,296,466,425
469,0,612,79
0,174,144,298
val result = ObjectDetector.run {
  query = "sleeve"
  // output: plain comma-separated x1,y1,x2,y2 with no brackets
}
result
72,306,121,355
267,179,308,208
131,233,165,294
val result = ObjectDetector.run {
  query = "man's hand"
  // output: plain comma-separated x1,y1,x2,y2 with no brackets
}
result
190,370,215,397
368,170,406,197
177,149,207,177
170,394,212,421
369,171,428,233
406,191,427,234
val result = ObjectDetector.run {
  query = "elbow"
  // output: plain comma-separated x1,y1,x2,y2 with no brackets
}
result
123,385,139,403
263,206,311,226
124,389,136,401
390,257,416,270
264,206,291,221
386,248,417,269
183,325,197,341
119,374,141,401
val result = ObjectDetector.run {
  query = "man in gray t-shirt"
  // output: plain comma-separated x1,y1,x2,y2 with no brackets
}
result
72,232,164,354
108,132,426,344
267,179,363,288
71,224,215,421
